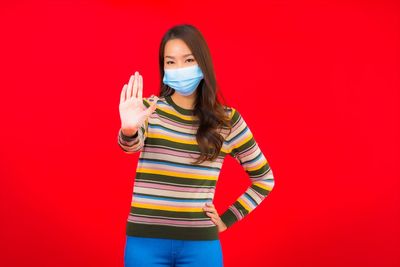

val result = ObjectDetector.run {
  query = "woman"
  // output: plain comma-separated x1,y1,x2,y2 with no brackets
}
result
118,24,275,267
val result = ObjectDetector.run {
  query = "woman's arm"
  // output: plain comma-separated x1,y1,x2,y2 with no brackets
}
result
117,124,146,153
220,108,276,229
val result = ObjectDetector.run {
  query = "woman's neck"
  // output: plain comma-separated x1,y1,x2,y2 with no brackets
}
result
171,92,196,110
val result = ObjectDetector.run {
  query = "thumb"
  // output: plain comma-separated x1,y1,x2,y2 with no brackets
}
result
144,98,158,118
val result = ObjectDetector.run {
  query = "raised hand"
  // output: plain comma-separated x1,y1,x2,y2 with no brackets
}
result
119,71,158,136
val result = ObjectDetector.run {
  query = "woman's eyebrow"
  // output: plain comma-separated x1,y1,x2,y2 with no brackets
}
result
165,54,193,59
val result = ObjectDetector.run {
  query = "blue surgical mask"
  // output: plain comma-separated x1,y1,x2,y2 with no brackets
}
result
163,64,204,96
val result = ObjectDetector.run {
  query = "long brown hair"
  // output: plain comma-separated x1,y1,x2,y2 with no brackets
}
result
158,24,233,164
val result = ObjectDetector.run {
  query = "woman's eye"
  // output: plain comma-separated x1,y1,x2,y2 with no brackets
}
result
166,59,194,65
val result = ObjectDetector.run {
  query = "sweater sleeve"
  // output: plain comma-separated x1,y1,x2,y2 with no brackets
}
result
117,97,152,153
219,107,276,229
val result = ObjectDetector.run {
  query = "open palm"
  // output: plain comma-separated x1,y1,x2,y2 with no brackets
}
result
119,71,158,136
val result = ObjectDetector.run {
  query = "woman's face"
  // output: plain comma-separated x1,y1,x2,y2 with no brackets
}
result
164,39,198,70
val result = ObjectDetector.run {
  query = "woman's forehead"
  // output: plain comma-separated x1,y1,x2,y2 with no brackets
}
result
164,39,192,57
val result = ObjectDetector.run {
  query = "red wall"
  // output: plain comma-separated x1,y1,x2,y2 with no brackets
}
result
0,0,399,266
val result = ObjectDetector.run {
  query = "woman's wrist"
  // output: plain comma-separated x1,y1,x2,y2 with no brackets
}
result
121,127,139,138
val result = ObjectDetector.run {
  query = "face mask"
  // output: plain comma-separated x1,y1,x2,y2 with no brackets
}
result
163,64,204,96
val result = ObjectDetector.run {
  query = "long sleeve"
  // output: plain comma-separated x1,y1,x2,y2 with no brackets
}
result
117,98,151,153
219,108,276,229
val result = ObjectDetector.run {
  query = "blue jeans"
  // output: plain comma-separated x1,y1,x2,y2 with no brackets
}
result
124,235,224,267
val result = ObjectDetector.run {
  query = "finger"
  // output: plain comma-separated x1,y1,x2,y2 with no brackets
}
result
210,217,221,225
204,207,217,214
138,74,143,102
144,99,158,118
120,84,128,103
127,75,134,99
148,95,159,104
204,208,215,213
132,71,139,99
206,212,218,220
204,206,217,213
146,103,157,118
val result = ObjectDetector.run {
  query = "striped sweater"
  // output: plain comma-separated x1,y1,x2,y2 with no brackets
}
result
117,94,275,240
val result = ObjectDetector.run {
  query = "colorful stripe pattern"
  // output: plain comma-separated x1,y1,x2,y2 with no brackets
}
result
118,94,275,240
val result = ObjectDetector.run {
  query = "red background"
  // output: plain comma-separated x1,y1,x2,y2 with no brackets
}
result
1,0,399,266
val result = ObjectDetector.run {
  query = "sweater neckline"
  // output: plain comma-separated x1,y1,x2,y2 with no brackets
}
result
165,94,195,115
